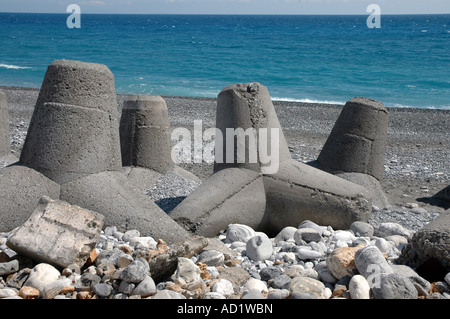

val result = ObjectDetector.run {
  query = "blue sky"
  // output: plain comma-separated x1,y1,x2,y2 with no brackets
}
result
1,0,449,14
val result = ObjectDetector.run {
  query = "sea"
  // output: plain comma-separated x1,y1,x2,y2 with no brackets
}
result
0,13,449,109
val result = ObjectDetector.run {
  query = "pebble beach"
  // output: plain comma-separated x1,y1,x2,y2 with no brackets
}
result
0,85,449,301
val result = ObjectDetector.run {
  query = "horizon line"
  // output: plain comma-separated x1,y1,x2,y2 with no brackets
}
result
1,11,450,16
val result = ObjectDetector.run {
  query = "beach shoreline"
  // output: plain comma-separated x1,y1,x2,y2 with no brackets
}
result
1,85,449,218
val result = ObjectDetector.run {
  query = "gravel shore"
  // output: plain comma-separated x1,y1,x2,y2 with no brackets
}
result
0,85,449,301
1,85,449,226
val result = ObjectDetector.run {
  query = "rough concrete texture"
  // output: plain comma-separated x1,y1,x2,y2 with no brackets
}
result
0,90,10,157
19,60,122,184
214,82,291,174
120,95,174,174
60,171,190,244
0,90,18,167
6,196,104,268
0,164,60,231
264,160,372,235
399,213,450,273
171,167,267,237
0,60,192,244
119,95,200,194
317,97,389,182
171,83,372,236
335,172,389,208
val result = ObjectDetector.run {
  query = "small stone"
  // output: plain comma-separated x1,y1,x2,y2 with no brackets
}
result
274,226,297,243
76,272,101,291
60,286,75,294
211,279,234,297
405,203,418,209
298,220,325,235
354,245,392,280
317,268,337,285
203,292,226,299
350,221,374,237
77,291,94,299
246,235,273,261
43,277,72,299
267,289,290,299
197,250,225,267
0,260,19,276
0,288,19,298
85,249,98,267
384,235,408,246
19,286,40,299
119,258,149,283
349,275,370,299
445,272,450,286
24,263,60,294
296,247,323,260
118,280,135,294
122,229,140,242
129,236,157,250
153,289,186,299
93,283,113,298
131,275,156,297
294,228,322,244
375,238,391,253
172,257,202,287
225,224,256,243
242,289,265,299
259,266,283,281
371,273,418,299
331,230,355,243
244,278,268,294
375,222,413,239
326,245,365,279
5,268,31,289
288,276,328,299
156,239,167,253
271,274,291,289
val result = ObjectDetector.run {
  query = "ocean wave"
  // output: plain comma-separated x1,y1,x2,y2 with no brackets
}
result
0,64,31,70
386,103,450,110
272,97,345,105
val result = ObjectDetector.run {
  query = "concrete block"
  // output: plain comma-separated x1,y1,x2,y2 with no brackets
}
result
19,60,121,184
0,165,60,231
120,95,174,174
317,97,389,181
336,172,389,208
0,90,11,157
6,196,104,268
172,83,372,237
214,82,291,174
60,171,191,244
170,168,267,237
263,160,372,235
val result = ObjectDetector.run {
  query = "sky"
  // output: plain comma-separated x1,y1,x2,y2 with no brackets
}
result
1,0,449,15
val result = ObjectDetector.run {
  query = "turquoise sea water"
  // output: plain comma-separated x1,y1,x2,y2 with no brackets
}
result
0,13,449,109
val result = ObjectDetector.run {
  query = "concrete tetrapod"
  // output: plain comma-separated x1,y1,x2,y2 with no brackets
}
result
170,83,372,237
1,60,190,244
119,95,200,195
316,97,389,208
20,60,122,184
0,90,18,166
0,89,59,231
